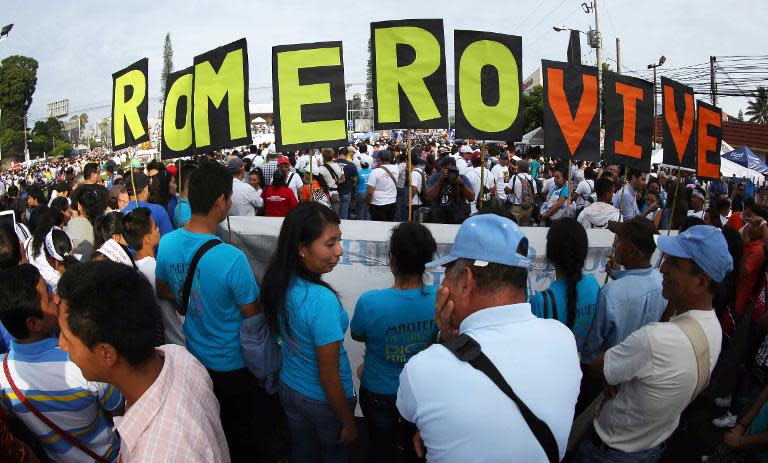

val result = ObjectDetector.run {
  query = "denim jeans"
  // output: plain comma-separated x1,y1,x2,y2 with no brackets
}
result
359,387,421,463
356,191,370,220
339,192,352,219
278,382,357,463
573,432,666,463
395,186,407,221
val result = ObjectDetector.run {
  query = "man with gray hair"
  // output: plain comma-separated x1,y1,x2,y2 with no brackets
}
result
397,214,581,462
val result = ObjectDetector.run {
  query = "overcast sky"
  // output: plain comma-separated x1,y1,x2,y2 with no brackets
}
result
3,0,766,128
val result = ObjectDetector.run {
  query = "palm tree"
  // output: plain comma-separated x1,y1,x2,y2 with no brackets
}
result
746,87,768,124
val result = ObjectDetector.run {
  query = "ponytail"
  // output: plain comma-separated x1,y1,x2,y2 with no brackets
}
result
545,217,588,329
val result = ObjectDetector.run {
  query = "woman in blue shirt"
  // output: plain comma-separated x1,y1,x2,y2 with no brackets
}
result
530,217,599,352
351,222,438,463
261,202,355,463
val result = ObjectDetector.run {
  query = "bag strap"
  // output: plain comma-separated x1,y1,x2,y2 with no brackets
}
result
182,239,223,312
542,290,550,319
3,356,110,463
380,166,397,185
443,334,559,463
544,289,558,321
671,317,711,402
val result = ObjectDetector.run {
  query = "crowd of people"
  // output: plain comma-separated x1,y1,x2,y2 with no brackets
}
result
0,137,765,463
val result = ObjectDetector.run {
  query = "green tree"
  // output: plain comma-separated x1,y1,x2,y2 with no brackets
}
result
51,139,73,158
0,56,38,157
79,113,88,131
161,33,173,96
521,84,543,135
746,87,768,124
29,117,64,154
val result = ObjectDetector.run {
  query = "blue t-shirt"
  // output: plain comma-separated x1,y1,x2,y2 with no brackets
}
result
351,286,438,395
427,173,472,209
166,195,179,222
0,323,13,353
122,200,174,236
155,228,260,371
277,278,354,401
172,197,192,228
335,159,358,195
357,168,373,193
530,274,600,351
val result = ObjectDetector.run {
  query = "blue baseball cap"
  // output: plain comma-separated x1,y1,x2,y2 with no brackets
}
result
656,225,733,283
426,214,529,269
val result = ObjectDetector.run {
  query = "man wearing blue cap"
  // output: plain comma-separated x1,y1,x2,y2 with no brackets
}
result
577,225,730,462
396,214,581,462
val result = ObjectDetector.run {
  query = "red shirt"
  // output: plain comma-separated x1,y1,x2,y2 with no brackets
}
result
263,185,298,217
736,238,766,314
726,212,745,231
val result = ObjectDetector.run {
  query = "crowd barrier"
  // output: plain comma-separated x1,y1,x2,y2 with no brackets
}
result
221,217,635,404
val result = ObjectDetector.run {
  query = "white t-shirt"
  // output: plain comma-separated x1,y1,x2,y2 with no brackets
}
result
229,178,263,216
466,167,495,214
285,171,304,200
596,309,722,452
491,164,510,201
687,210,705,219
319,162,343,191
574,179,595,209
541,177,555,196
410,168,426,206
136,256,185,346
367,164,399,206
457,158,471,176
507,173,538,206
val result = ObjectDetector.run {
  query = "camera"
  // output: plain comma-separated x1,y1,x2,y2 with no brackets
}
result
447,169,459,182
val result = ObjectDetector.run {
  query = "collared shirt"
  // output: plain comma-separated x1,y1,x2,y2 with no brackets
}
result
612,183,640,221
0,338,123,463
397,304,581,462
262,159,279,186
596,309,722,452
229,177,263,217
581,267,667,364
114,345,228,462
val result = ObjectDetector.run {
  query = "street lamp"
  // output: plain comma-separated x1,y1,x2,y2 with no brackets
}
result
647,55,666,147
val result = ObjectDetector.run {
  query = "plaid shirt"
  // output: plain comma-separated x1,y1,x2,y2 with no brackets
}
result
262,159,279,187
114,345,229,462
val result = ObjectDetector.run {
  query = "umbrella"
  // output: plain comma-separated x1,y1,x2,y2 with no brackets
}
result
722,147,768,174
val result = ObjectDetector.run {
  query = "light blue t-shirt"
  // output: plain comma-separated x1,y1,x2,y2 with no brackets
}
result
122,200,174,236
530,274,600,351
155,228,260,371
351,286,438,395
277,278,354,401
172,197,192,228
356,168,373,193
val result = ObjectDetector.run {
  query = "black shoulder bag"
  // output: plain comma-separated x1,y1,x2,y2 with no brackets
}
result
443,334,560,463
181,239,222,314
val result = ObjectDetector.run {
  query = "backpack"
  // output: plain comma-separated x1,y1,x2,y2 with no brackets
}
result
510,174,535,209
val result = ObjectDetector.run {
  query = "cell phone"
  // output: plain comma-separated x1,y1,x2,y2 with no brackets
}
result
0,210,15,231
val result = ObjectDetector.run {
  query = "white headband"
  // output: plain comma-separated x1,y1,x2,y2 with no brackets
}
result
45,227,77,262
97,239,133,267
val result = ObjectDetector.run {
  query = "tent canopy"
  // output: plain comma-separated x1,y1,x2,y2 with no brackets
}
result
722,146,768,174
651,148,763,179
521,127,544,146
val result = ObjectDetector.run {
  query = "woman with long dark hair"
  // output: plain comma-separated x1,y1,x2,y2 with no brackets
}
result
351,222,438,463
529,217,600,351
657,181,688,230
25,207,67,290
261,201,355,462
149,169,178,219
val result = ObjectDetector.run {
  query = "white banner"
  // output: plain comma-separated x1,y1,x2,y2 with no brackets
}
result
224,217,622,409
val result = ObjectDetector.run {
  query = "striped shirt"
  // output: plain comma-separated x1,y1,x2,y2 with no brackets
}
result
114,344,229,462
0,337,123,462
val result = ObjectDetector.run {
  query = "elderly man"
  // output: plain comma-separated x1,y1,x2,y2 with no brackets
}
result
227,156,263,216
578,225,730,462
397,214,581,462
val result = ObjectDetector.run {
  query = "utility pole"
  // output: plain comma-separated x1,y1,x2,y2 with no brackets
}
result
616,37,621,74
593,0,603,127
23,114,29,164
0,108,3,162
710,56,717,107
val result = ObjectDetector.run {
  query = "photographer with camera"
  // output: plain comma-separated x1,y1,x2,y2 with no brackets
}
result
425,157,474,224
